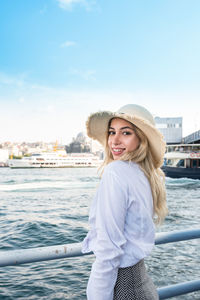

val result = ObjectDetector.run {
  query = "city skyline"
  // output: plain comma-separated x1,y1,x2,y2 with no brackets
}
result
0,0,200,143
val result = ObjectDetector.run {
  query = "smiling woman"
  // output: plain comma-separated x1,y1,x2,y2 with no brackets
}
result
82,104,168,299
108,118,140,160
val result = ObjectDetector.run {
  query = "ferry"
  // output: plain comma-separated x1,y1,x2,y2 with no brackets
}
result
8,152,102,168
162,144,200,179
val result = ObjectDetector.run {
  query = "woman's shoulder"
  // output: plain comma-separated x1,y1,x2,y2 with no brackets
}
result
104,160,140,177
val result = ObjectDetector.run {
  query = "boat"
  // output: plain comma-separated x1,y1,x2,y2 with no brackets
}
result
8,151,102,168
162,144,200,179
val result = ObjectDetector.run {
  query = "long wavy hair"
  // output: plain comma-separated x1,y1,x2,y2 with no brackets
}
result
99,119,168,224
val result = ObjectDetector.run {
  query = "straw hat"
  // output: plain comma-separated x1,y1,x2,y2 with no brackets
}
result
86,104,166,168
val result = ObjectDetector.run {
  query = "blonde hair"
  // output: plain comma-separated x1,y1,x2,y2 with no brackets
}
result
99,120,168,224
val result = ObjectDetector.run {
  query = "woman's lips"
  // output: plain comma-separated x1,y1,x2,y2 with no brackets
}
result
112,148,125,155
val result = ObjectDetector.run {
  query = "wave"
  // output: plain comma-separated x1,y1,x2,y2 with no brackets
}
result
166,177,200,189
0,181,96,192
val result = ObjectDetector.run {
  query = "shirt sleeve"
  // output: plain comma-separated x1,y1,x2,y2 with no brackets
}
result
87,166,128,300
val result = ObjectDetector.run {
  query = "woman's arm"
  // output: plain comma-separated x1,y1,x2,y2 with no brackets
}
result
87,166,128,300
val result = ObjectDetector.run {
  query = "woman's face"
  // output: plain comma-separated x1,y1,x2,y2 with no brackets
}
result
108,118,140,160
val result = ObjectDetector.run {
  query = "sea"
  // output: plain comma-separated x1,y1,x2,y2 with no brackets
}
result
0,167,199,300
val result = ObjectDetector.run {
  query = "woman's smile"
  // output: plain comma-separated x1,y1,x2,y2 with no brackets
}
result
111,147,125,155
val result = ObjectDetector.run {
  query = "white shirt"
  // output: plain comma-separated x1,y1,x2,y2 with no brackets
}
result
82,160,155,300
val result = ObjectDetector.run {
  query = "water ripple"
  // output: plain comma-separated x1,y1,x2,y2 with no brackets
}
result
0,168,199,299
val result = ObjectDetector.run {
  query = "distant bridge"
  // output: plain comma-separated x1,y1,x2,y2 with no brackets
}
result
182,129,200,144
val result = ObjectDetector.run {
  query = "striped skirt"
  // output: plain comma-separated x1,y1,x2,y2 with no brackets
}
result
113,259,159,300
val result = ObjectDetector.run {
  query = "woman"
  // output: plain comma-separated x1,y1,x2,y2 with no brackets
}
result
82,104,168,300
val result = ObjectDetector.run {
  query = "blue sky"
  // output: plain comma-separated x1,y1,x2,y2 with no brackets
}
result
0,0,200,143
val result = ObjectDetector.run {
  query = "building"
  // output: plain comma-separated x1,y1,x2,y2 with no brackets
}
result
65,132,90,153
154,117,182,144
0,149,9,166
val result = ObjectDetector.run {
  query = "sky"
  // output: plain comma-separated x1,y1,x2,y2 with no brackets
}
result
0,0,200,144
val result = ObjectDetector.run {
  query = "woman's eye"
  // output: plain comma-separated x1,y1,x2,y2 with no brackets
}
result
123,131,131,135
108,131,115,135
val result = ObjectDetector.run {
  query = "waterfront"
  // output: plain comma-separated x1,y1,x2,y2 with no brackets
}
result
0,168,200,299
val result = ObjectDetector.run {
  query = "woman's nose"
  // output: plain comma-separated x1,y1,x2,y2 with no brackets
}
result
112,133,120,145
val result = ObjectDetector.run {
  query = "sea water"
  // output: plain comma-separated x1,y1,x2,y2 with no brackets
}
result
0,167,199,300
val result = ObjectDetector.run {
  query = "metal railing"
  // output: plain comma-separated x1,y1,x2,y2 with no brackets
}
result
0,228,200,299
158,280,200,299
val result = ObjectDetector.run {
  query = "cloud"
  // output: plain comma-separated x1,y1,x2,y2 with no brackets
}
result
18,97,25,103
57,0,96,11
70,68,96,81
1,71,200,142
36,105,55,114
60,41,76,48
0,72,25,87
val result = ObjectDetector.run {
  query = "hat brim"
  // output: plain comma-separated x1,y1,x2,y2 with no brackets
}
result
86,111,166,168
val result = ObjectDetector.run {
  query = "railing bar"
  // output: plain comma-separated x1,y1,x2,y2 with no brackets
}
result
0,228,199,267
0,243,86,267
158,279,200,299
155,228,200,245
